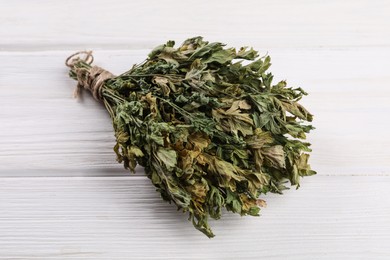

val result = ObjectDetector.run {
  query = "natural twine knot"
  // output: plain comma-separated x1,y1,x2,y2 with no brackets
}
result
65,51,115,101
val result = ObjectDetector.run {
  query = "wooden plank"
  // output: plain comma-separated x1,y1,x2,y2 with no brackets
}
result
0,176,389,259
1,49,389,176
0,0,389,50
0,1,388,259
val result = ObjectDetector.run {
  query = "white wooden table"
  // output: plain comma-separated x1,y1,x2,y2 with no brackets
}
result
1,1,389,259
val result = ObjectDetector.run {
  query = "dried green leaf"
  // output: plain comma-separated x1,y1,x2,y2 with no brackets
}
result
67,36,315,238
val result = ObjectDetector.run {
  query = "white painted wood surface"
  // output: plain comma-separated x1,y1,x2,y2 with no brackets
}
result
0,1,389,259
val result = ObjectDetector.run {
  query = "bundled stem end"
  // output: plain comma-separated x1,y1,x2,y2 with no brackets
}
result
66,37,316,238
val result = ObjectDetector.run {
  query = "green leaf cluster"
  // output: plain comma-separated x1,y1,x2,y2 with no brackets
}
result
68,37,315,238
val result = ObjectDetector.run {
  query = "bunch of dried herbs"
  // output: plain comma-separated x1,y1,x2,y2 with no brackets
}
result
66,36,315,238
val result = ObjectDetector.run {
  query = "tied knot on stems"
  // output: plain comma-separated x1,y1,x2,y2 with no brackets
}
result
66,51,114,101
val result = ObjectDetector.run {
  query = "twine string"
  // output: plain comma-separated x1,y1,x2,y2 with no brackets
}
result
66,51,114,101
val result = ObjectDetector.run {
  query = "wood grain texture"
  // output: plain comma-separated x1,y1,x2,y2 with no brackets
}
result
0,176,389,259
0,0,389,50
1,0,389,258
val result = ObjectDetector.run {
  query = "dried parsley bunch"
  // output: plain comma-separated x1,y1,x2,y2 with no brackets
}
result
66,36,315,238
